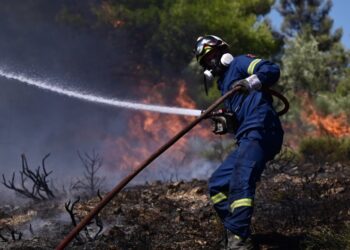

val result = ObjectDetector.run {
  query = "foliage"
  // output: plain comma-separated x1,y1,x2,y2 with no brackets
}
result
56,1,350,146
281,34,348,90
93,0,281,72
278,0,349,128
319,69,350,117
281,34,329,93
314,91,350,117
299,136,350,163
277,0,342,51
280,32,349,124
336,68,350,96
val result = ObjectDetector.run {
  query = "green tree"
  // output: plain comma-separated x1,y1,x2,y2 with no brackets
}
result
94,0,281,72
314,69,350,117
278,0,349,120
277,0,348,89
281,34,328,93
281,33,350,119
277,0,342,51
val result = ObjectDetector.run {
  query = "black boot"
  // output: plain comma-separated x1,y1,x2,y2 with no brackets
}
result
216,229,228,249
224,230,254,250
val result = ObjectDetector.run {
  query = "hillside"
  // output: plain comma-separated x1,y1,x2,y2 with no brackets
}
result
1,160,349,249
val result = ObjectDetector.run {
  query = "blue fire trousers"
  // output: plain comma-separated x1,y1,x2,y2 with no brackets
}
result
208,127,283,239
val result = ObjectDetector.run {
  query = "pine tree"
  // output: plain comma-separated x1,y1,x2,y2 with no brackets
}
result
94,0,281,71
278,0,350,129
278,0,348,91
277,0,342,51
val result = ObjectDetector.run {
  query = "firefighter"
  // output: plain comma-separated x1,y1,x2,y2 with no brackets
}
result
194,35,284,250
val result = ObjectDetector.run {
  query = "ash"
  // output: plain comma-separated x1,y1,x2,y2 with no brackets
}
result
0,161,349,250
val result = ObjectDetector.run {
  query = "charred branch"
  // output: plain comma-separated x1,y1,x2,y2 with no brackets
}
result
29,224,34,236
0,231,8,242
93,216,103,240
65,193,103,243
2,154,57,201
65,197,84,243
0,227,22,242
97,189,103,201
65,197,81,227
71,150,105,197
10,229,22,241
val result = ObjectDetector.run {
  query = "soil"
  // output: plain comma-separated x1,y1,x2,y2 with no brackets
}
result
0,162,349,250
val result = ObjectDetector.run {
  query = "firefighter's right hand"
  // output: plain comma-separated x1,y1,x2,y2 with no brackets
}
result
210,116,228,135
208,109,237,135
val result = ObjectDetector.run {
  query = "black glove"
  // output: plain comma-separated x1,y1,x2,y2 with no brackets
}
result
208,109,237,135
235,79,250,92
234,75,262,92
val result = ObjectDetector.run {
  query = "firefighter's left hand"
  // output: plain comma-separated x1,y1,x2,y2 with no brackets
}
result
235,79,251,92
235,74,262,92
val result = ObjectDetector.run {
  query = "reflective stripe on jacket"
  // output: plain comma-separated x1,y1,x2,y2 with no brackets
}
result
217,55,281,139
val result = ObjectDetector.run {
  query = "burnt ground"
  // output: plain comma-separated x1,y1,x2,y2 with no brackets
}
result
0,162,350,250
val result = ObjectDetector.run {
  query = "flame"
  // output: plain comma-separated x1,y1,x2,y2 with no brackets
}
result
302,94,350,137
175,82,196,109
103,80,213,172
112,19,125,28
306,109,350,137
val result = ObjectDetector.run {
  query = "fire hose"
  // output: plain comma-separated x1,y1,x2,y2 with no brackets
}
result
56,86,289,249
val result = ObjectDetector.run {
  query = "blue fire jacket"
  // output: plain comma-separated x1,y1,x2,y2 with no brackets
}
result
217,55,281,139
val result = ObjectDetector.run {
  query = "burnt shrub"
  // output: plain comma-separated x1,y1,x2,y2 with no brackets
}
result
301,225,350,250
299,136,350,163
254,145,350,247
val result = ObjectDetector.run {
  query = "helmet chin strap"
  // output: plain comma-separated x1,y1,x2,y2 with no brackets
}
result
202,53,234,96
203,70,213,95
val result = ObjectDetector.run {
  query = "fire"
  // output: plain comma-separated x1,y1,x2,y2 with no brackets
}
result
112,19,125,28
104,80,213,173
306,109,350,137
175,82,196,109
303,94,350,137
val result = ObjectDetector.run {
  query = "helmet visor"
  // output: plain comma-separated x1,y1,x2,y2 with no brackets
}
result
199,49,221,69
195,36,222,57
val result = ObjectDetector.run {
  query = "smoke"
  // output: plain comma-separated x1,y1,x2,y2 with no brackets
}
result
0,1,136,187
0,1,216,201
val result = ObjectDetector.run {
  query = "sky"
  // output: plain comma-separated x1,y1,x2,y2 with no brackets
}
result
269,0,350,48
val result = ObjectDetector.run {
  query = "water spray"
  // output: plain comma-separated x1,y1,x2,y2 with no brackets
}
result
0,69,202,117
53,84,288,249
1,68,289,249
54,85,243,249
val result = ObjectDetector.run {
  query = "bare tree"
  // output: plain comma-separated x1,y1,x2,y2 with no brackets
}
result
71,150,105,197
2,154,57,201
